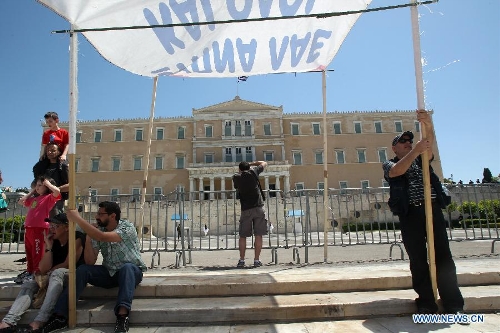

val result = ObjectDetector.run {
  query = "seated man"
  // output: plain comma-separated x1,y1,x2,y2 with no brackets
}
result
0,213,85,332
44,201,147,333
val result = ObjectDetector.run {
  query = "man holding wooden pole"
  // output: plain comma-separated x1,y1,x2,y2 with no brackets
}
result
382,110,464,315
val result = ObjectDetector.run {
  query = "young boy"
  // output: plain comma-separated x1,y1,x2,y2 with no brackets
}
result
41,112,69,161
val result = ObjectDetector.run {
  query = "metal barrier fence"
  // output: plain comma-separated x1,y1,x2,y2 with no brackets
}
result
1,184,499,266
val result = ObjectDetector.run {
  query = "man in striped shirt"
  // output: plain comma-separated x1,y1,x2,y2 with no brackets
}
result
382,110,464,316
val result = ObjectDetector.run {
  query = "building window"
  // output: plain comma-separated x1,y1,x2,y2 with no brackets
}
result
155,156,163,170
131,188,140,202
135,129,143,141
114,129,122,142
354,122,362,134
94,130,102,143
357,149,366,163
335,150,345,164
156,128,164,140
339,181,348,194
312,123,321,135
245,146,252,161
374,121,382,133
112,157,121,171
264,151,274,161
415,121,420,133
315,151,323,164
291,123,299,135
395,121,403,132
133,157,142,170
110,188,119,202
378,149,387,163
153,187,163,201
76,131,82,143
75,158,80,172
205,125,213,138
295,183,304,196
177,126,185,139
91,158,100,172
235,120,242,136
292,151,302,165
244,120,251,136
264,123,271,136
90,189,98,203
224,121,231,136
235,147,242,162
361,180,370,193
333,122,341,134
225,148,232,162
204,153,214,164
176,155,185,169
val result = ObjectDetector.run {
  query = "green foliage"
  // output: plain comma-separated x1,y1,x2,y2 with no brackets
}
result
457,199,500,220
457,218,500,229
0,215,25,243
483,168,493,183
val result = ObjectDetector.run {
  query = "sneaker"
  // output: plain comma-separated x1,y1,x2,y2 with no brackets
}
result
42,315,67,333
114,315,129,333
22,274,34,284
253,260,262,267
236,260,245,268
13,271,29,284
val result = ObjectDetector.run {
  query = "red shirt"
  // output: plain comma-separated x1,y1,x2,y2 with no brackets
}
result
42,128,69,152
24,193,61,228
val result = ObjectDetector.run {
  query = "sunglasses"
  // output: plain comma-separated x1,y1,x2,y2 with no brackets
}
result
398,138,413,144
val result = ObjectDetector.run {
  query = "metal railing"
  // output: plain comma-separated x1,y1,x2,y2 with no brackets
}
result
1,184,499,265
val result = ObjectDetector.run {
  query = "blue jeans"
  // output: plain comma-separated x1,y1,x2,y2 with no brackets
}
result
53,264,143,318
3,268,68,325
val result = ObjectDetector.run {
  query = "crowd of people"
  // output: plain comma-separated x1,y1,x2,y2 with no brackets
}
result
0,112,146,333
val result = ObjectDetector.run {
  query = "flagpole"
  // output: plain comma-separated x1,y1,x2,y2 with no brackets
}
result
322,70,328,263
410,0,437,301
67,25,78,329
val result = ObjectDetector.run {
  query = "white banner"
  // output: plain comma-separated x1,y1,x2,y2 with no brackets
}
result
38,0,372,78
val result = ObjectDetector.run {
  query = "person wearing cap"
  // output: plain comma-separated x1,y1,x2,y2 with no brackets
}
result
0,213,86,333
382,110,464,315
44,201,146,333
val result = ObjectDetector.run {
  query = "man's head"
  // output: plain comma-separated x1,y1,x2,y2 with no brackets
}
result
95,201,121,228
239,161,250,172
45,213,69,240
391,131,414,158
44,111,60,129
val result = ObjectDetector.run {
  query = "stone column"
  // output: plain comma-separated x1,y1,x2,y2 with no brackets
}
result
199,177,204,201
209,176,215,200
275,175,281,199
285,175,290,193
264,176,269,198
220,176,226,199
189,177,194,201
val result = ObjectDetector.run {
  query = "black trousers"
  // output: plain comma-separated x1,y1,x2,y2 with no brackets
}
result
399,202,464,312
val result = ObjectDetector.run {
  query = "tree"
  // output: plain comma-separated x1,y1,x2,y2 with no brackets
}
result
482,168,493,183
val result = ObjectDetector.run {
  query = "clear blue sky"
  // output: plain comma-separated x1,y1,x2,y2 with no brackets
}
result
1,0,499,189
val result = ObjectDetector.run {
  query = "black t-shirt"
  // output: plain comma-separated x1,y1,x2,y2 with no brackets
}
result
233,166,264,211
51,231,86,268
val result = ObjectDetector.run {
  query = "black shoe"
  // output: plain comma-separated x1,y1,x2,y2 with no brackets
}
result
42,315,67,333
114,315,129,333
0,325,17,333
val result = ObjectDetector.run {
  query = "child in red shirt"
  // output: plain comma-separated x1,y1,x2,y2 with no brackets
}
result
41,112,69,161
18,176,61,278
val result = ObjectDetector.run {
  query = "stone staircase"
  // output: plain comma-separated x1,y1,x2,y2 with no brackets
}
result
0,259,499,328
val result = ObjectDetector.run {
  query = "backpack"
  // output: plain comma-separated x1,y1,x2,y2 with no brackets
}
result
236,169,265,201
0,189,8,213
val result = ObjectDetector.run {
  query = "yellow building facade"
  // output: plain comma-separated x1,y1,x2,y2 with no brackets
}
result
60,96,442,199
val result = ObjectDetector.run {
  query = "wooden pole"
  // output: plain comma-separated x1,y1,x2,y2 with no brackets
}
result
322,70,328,262
67,26,78,328
139,77,159,245
410,0,438,301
